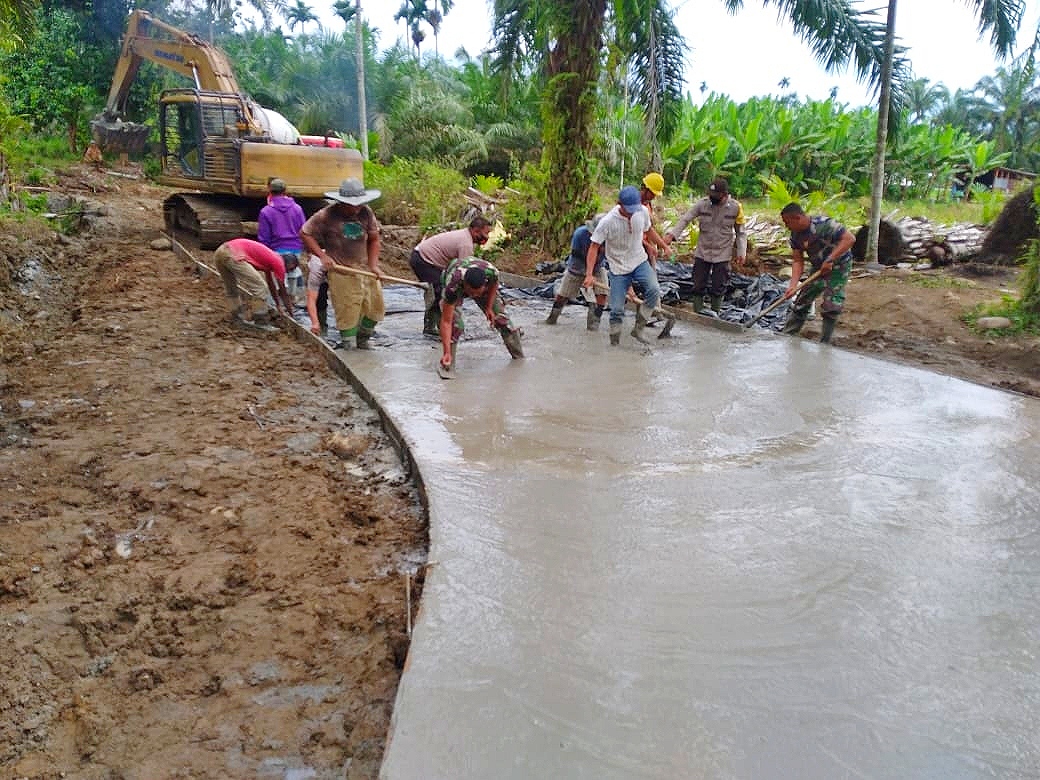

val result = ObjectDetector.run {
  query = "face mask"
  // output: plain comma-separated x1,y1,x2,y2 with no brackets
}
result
709,195,723,205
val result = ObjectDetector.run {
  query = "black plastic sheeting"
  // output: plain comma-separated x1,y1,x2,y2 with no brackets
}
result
506,263,797,331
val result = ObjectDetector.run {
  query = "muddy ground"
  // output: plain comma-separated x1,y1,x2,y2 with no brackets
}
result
2,164,1039,778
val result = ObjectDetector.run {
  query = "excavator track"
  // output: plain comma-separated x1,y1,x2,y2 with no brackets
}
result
163,193,253,249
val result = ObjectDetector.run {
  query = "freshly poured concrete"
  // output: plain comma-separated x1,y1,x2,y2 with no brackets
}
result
349,291,1040,780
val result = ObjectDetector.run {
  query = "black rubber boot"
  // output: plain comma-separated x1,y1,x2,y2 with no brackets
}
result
500,328,524,358
782,310,808,336
356,330,374,350
820,316,837,344
316,283,329,337
546,303,564,325
423,306,440,336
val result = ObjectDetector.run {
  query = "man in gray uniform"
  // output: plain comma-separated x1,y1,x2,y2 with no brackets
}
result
664,177,747,314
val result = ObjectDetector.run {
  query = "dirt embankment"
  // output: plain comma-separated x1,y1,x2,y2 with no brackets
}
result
1,166,427,779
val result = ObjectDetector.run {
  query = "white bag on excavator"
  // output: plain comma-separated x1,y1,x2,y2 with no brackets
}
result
251,105,300,145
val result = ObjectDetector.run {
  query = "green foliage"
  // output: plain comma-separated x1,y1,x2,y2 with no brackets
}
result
363,158,467,230
1018,186,1040,317
0,8,108,151
500,164,549,247
974,188,1007,224
471,174,503,195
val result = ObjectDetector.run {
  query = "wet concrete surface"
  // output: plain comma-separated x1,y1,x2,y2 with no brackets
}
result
334,287,1040,780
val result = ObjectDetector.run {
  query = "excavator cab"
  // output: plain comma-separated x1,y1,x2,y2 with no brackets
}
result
165,99,203,177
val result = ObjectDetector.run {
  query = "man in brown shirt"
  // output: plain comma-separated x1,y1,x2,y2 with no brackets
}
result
410,217,492,335
300,178,384,350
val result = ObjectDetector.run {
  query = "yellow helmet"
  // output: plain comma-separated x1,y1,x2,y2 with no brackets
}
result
642,172,665,196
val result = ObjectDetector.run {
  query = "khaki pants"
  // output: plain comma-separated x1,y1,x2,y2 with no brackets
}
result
327,271,385,334
214,245,268,316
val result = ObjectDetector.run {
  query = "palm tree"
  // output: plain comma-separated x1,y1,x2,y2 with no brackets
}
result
903,77,947,124
425,1,454,57
334,0,371,159
972,40,1040,169
865,0,1024,266
395,0,428,59
493,0,891,250
285,0,318,34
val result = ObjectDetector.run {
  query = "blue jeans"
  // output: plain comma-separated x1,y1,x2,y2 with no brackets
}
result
608,261,660,324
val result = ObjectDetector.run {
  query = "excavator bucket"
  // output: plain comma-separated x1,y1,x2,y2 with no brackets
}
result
90,118,151,156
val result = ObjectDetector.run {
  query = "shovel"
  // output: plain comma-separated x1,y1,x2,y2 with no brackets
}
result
743,268,823,330
330,263,429,289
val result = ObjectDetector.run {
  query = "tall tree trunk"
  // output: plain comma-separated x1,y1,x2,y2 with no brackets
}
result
866,0,898,265
355,0,368,160
540,0,608,251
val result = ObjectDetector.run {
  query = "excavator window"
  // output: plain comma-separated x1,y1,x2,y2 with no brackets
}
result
171,103,203,177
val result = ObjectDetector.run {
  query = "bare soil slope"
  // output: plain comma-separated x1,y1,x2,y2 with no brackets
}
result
1,165,426,779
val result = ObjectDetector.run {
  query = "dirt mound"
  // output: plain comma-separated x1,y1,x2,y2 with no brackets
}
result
978,186,1038,264
852,219,907,264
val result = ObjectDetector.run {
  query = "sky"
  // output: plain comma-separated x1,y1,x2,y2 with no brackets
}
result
346,0,1040,108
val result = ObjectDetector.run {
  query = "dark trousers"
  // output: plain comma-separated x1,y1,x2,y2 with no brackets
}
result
692,258,730,297
409,250,444,302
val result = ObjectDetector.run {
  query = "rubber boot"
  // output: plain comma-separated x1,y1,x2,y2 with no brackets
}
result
781,310,807,336
609,321,622,346
422,286,440,336
586,305,604,331
631,311,651,344
819,316,837,344
658,310,676,339
423,306,440,336
335,328,354,349
710,294,724,313
317,285,329,338
500,327,524,358
356,333,373,349
546,303,564,325
692,296,706,314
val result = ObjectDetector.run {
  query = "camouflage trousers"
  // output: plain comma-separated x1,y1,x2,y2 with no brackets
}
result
792,254,852,319
450,292,514,343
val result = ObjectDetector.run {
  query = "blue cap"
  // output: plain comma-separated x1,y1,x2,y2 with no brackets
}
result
618,185,641,212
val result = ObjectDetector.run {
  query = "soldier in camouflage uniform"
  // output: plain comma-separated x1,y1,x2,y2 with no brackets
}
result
779,202,857,344
438,257,523,376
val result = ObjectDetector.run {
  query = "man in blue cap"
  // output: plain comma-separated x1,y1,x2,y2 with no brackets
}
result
583,185,673,346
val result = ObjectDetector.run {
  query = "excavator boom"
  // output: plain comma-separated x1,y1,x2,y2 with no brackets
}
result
101,10,241,119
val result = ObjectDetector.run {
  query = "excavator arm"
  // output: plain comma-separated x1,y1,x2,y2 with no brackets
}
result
100,10,242,121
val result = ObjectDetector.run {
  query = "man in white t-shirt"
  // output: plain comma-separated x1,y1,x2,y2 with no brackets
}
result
584,186,672,346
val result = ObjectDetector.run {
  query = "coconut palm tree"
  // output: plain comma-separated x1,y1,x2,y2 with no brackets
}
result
903,77,948,124
493,0,890,250
865,0,1025,266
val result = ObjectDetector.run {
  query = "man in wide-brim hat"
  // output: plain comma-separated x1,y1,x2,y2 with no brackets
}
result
300,178,385,349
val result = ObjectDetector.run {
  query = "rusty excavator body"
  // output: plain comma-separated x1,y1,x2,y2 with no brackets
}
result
92,10,363,248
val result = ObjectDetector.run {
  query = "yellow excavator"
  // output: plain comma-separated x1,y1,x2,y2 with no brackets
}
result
91,10,363,247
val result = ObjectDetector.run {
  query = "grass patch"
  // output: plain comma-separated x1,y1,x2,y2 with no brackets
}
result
964,295,1040,335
